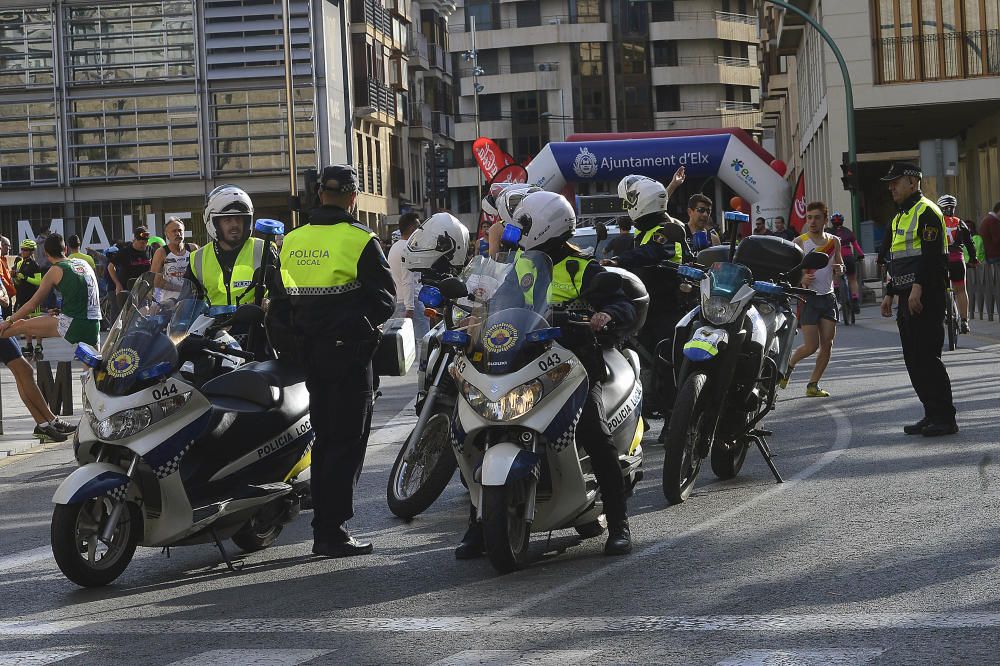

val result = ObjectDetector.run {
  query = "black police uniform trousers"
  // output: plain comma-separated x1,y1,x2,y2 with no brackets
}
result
896,289,957,425
304,339,377,541
637,304,688,419
576,379,628,522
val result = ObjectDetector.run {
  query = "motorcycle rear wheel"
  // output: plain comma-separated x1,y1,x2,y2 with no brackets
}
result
387,411,457,519
710,438,750,480
51,499,140,588
662,373,708,505
232,518,283,552
482,483,531,574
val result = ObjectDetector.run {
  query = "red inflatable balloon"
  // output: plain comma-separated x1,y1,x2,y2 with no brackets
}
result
770,159,788,177
729,196,746,212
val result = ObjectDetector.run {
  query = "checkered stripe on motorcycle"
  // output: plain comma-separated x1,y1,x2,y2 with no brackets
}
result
107,483,129,502
551,406,584,452
543,381,589,452
139,412,212,479
154,443,191,479
450,417,467,454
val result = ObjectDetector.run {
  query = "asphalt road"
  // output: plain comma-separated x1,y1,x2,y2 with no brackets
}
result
1,309,999,665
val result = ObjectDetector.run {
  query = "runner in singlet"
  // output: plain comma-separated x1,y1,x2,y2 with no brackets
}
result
937,195,974,333
150,217,199,300
781,201,844,398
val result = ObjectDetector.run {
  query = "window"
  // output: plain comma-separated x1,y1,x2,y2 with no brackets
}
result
211,88,315,177
652,41,678,66
356,134,366,192
456,187,473,215
476,49,499,76
574,42,605,76
619,43,647,75
570,0,603,23
0,101,58,185
655,86,680,112
465,1,496,31
0,8,55,89
516,1,541,27
651,0,675,22
478,94,502,121
510,47,535,74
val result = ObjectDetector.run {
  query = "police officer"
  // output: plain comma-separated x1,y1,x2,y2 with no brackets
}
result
602,174,691,437
878,162,958,436
269,165,395,557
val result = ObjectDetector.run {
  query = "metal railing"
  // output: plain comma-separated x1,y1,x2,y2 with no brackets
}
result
447,14,601,32
875,29,1000,83
655,11,756,24
432,112,454,138
458,62,559,76
356,78,397,117
409,103,431,129
672,100,758,112
407,32,428,60
657,56,753,67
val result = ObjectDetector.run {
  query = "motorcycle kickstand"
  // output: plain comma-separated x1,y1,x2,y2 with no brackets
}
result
210,528,245,572
751,432,783,484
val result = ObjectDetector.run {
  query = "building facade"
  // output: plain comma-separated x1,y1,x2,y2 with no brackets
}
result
445,0,762,228
759,0,1000,245
0,0,351,246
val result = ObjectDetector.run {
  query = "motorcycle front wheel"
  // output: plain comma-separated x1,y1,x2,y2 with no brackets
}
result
51,499,140,587
710,438,750,480
662,373,708,505
482,482,531,574
387,410,458,519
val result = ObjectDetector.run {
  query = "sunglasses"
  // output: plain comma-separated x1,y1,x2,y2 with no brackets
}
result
694,207,712,214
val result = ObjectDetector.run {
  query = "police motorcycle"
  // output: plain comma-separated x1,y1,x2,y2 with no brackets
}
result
50,270,313,587
385,213,479,519
661,212,828,504
446,247,647,573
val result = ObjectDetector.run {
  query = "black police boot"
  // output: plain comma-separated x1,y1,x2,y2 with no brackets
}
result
313,526,373,558
604,517,632,556
903,417,931,435
455,522,485,560
922,422,959,437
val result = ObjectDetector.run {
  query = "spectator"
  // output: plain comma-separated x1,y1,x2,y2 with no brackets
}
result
606,217,635,258
773,216,797,241
66,234,96,272
981,201,1000,264
387,212,429,341
107,227,151,310
0,236,14,318
753,217,770,235
684,194,721,249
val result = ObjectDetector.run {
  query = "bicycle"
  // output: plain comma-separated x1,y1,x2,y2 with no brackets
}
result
836,272,855,325
944,284,960,351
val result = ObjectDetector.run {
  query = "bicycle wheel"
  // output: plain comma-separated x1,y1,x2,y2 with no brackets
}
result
946,292,959,351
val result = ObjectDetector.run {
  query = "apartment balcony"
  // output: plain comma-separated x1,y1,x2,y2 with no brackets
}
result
651,56,760,88
764,72,789,98
420,0,457,16
409,103,433,142
385,0,411,22
408,32,429,70
654,102,762,132
352,0,395,40
650,11,757,43
447,165,483,188
432,111,455,140
458,63,561,96
355,78,398,127
449,17,612,52
426,42,453,78
455,119,513,142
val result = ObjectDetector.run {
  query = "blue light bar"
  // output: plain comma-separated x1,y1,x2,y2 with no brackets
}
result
442,330,470,346
677,265,707,281
138,362,173,381
525,327,561,343
75,343,102,369
753,281,784,295
418,285,444,308
500,225,522,246
724,211,750,223
208,305,238,317
255,218,285,235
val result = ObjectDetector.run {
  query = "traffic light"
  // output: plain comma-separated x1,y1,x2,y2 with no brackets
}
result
434,145,448,204
840,153,859,192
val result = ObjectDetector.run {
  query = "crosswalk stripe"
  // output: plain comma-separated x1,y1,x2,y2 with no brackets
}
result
166,649,331,666
715,648,886,665
430,649,597,665
0,650,86,665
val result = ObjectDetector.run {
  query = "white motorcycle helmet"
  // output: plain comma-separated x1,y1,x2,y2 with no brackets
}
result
204,185,254,242
509,191,575,251
496,185,542,226
403,212,470,271
618,174,667,221
482,182,531,220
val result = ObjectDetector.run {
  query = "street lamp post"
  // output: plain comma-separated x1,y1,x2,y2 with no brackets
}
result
281,0,299,228
468,16,484,208
765,0,860,235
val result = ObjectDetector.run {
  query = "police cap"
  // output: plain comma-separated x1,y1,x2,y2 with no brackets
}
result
319,164,359,193
880,162,922,182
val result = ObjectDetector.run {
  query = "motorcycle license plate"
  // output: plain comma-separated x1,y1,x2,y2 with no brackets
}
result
683,327,728,361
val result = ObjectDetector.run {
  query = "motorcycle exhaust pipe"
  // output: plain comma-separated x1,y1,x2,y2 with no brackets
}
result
100,453,139,542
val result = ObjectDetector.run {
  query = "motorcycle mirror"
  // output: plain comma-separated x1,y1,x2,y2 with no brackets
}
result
800,250,829,270
595,223,609,242
438,276,469,300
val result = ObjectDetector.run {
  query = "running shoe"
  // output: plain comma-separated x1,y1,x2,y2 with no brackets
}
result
21,346,33,356
778,369,793,390
806,383,830,398
34,343,43,356
852,300,861,314
960,319,970,334
51,418,77,434
33,423,68,443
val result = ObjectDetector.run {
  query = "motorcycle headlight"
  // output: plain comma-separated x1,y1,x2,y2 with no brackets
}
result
92,406,152,441
461,379,544,421
702,294,741,325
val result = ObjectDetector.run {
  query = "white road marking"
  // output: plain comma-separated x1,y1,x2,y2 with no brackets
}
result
6,612,1000,636
368,398,417,447
494,404,853,618
166,649,331,666
715,648,885,665
0,547,51,574
430,649,597,665
0,650,86,665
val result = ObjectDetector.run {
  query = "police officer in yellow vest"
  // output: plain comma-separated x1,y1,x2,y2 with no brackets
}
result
270,164,395,557
878,162,958,437
602,174,691,439
187,185,275,313
455,191,639,558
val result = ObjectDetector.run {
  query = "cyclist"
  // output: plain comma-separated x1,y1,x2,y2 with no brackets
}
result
937,195,975,333
829,211,864,314
12,239,43,355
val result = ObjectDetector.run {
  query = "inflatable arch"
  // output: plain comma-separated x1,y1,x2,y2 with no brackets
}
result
524,128,791,221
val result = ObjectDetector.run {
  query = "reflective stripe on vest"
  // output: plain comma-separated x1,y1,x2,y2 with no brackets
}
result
514,255,590,308
635,224,683,261
279,222,375,297
889,196,946,287
190,238,264,307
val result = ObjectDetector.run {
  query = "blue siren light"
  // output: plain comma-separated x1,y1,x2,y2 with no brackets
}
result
724,211,750,223
753,281,784,295
501,225,523,246
442,330,471,346
75,343,102,368
138,362,173,381
525,327,562,343
418,285,444,308
255,218,285,235
677,265,707,281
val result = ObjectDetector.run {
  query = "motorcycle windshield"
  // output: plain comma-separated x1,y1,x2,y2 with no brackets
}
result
466,251,554,375
96,272,208,396
708,262,753,298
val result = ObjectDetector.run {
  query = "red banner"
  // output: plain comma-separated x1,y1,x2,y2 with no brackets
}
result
473,137,514,181
789,171,807,233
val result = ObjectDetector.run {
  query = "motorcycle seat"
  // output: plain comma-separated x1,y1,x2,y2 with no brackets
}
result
202,359,307,409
